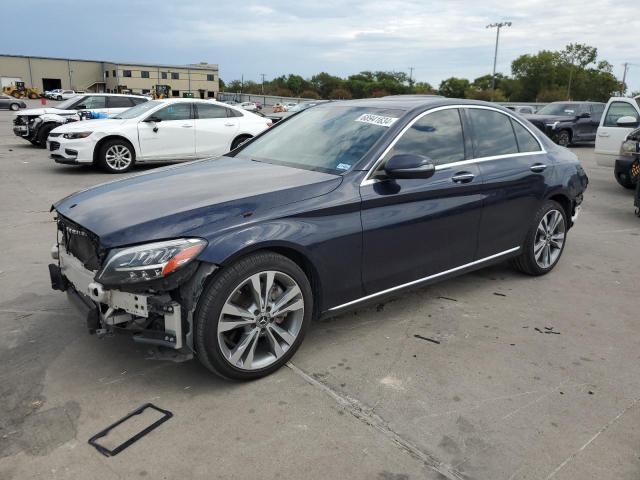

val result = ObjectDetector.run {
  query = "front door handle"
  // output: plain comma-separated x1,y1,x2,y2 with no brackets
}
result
451,172,475,183
598,132,609,137
530,163,547,173
181,124,193,128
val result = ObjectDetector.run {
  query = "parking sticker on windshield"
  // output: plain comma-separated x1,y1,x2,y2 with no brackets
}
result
356,113,399,128
336,163,351,170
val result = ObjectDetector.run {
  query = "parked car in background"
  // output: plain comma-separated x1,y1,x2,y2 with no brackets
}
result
239,101,259,111
13,93,148,147
48,98,273,173
48,97,587,379
45,89,63,99
524,101,604,147
595,95,640,168
0,94,26,111
54,90,77,100
507,105,536,115
268,100,329,122
612,127,640,189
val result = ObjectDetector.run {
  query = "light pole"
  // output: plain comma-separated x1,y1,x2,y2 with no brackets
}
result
260,73,266,94
486,21,511,101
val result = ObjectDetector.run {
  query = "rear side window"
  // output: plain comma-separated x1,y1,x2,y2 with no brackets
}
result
154,103,192,121
227,108,243,117
591,104,604,116
603,102,639,127
108,96,134,108
468,109,518,157
510,119,541,153
383,109,465,166
81,96,107,109
196,103,227,119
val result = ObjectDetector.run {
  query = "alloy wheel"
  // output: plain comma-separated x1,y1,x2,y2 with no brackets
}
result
556,131,570,147
534,209,565,269
217,270,305,370
105,145,133,171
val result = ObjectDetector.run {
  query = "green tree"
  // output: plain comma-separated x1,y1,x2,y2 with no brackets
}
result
438,77,470,98
311,72,344,99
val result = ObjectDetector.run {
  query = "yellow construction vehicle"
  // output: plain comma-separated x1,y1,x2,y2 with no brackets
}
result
152,84,171,99
2,81,40,99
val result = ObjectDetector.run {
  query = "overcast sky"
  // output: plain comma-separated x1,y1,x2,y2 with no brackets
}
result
3,0,639,92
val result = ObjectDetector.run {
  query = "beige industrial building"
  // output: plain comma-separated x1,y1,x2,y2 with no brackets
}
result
0,54,219,98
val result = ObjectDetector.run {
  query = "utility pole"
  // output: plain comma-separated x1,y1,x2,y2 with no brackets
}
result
621,62,629,96
408,67,414,88
486,21,512,101
260,73,266,94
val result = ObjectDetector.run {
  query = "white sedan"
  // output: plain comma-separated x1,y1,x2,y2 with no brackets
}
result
47,99,273,173
238,101,258,111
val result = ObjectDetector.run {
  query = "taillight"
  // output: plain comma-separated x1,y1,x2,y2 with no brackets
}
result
267,122,273,128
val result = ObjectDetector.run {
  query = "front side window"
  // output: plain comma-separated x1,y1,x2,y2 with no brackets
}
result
603,102,639,127
468,109,518,158
80,96,107,109
511,119,541,153
382,109,465,166
153,103,192,121
236,105,403,174
196,103,227,119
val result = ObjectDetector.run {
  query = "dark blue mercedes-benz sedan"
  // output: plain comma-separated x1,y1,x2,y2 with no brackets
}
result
49,96,588,379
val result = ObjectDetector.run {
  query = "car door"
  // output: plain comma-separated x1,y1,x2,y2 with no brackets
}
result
137,102,196,160
573,104,594,140
0,95,8,109
194,102,239,157
595,99,640,166
585,104,605,141
360,107,483,295
466,107,550,258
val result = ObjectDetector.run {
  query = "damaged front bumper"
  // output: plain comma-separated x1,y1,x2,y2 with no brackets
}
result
49,245,213,358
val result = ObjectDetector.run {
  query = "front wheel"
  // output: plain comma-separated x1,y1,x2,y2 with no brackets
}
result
555,130,571,147
56,95,62,101
98,139,135,173
10,103,20,111
194,251,312,380
615,170,635,190
511,200,567,276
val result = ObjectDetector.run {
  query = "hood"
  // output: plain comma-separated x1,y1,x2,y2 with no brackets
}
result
54,157,341,248
17,107,77,117
52,118,125,133
523,113,576,123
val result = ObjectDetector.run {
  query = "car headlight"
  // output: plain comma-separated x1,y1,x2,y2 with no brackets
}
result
63,131,93,139
96,238,207,285
620,140,639,156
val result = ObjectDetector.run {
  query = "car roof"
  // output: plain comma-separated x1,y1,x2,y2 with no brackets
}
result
547,100,604,105
322,97,519,116
83,93,147,98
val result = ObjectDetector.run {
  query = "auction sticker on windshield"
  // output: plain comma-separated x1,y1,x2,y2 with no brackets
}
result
356,113,399,127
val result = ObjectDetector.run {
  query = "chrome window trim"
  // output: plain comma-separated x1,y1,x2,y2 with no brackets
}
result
360,104,547,187
328,246,520,311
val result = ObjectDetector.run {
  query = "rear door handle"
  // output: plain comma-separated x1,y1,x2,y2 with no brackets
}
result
451,172,475,183
181,124,193,128
530,163,547,173
598,132,609,137
224,122,236,127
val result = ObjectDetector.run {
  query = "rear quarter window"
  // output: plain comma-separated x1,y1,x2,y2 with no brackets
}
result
511,119,541,153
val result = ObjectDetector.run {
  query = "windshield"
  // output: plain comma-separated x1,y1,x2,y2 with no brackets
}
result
236,105,404,174
56,97,84,110
536,103,584,116
287,103,312,112
112,100,161,119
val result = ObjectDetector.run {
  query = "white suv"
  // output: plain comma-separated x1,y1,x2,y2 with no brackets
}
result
48,98,273,173
13,93,149,147
595,95,640,167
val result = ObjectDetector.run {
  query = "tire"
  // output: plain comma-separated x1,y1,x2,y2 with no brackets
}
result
9,103,19,111
231,135,252,150
56,95,62,101
194,251,312,380
98,139,135,173
615,170,635,190
555,130,571,147
36,123,57,147
511,200,568,276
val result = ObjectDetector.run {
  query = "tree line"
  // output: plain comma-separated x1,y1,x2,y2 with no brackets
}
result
222,43,628,102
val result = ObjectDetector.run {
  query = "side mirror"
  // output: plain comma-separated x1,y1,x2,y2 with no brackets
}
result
384,154,436,179
144,116,162,123
578,112,591,119
616,116,639,128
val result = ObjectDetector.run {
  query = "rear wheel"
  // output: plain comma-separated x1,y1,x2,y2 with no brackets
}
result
194,251,312,380
511,200,567,276
98,139,135,173
231,135,252,150
9,103,19,111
